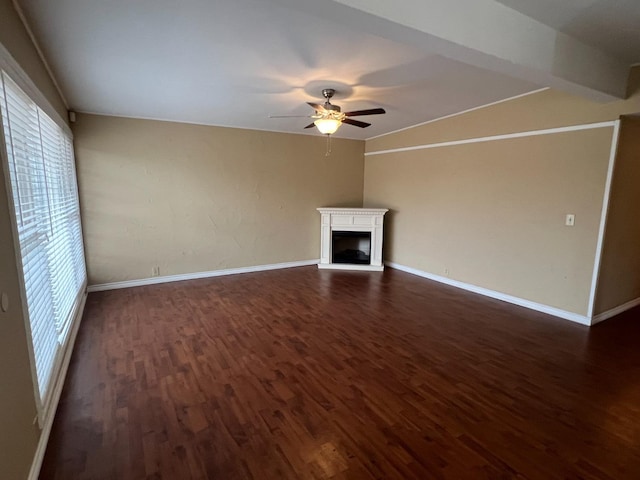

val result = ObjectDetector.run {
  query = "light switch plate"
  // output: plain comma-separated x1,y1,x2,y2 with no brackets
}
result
565,214,575,226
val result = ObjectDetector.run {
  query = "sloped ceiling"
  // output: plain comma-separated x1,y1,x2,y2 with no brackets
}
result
16,0,638,139
494,0,640,62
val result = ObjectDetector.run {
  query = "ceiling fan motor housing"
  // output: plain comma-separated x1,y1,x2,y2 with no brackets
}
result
322,89,341,112
322,88,336,99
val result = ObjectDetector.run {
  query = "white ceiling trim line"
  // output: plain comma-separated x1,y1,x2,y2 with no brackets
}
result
74,110,367,140
11,0,69,109
366,87,549,141
365,120,616,156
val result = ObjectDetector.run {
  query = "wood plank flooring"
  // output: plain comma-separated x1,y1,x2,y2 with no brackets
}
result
40,267,640,479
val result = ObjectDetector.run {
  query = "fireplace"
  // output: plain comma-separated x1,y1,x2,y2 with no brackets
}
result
332,231,371,264
317,208,388,271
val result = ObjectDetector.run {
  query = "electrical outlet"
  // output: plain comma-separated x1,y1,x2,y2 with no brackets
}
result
152,266,160,277
565,214,575,226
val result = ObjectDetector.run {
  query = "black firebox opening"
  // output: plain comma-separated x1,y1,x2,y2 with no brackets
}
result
332,231,371,265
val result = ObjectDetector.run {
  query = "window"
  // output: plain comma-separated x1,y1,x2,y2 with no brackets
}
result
0,71,86,424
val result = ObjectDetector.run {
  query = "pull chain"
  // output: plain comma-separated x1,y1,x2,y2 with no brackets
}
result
325,134,332,156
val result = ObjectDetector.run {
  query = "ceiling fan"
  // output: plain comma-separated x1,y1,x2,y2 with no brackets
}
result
270,88,386,135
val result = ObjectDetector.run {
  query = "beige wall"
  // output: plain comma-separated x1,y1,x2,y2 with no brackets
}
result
595,116,640,314
0,0,69,478
364,69,640,319
365,128,613,315
364,67,640,319
367,67,639,154
74,114,365,285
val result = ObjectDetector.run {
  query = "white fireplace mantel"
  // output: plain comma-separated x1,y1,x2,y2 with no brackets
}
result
317,207,388,271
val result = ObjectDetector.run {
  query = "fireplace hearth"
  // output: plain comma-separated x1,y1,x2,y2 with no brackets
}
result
317,208,388,271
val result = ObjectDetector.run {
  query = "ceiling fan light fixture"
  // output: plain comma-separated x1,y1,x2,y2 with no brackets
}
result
314,118,341,135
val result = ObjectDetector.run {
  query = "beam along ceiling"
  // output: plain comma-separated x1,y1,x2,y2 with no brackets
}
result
17,0,639,140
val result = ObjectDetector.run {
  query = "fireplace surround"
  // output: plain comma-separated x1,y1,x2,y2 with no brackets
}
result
317,208,388,271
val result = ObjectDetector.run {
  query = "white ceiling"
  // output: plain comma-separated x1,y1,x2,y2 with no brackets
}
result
16,0,638,140
494,0,640,62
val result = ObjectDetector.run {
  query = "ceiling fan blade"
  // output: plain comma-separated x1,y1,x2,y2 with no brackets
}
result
307,102,327,113
344,108,386,117
304,122,316,129
343,118,371,128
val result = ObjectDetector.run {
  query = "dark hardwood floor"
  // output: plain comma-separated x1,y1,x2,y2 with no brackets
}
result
40,266,640,479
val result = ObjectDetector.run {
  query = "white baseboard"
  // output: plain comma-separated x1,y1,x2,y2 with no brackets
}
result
591,297,640,325
386,262,591,326
88,259,319,292
28,291,87,480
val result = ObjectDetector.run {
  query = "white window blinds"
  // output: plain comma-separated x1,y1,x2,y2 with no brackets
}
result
0,71,86,422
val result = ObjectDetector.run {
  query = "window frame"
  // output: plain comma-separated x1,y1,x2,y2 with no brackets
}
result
0,43,87,427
